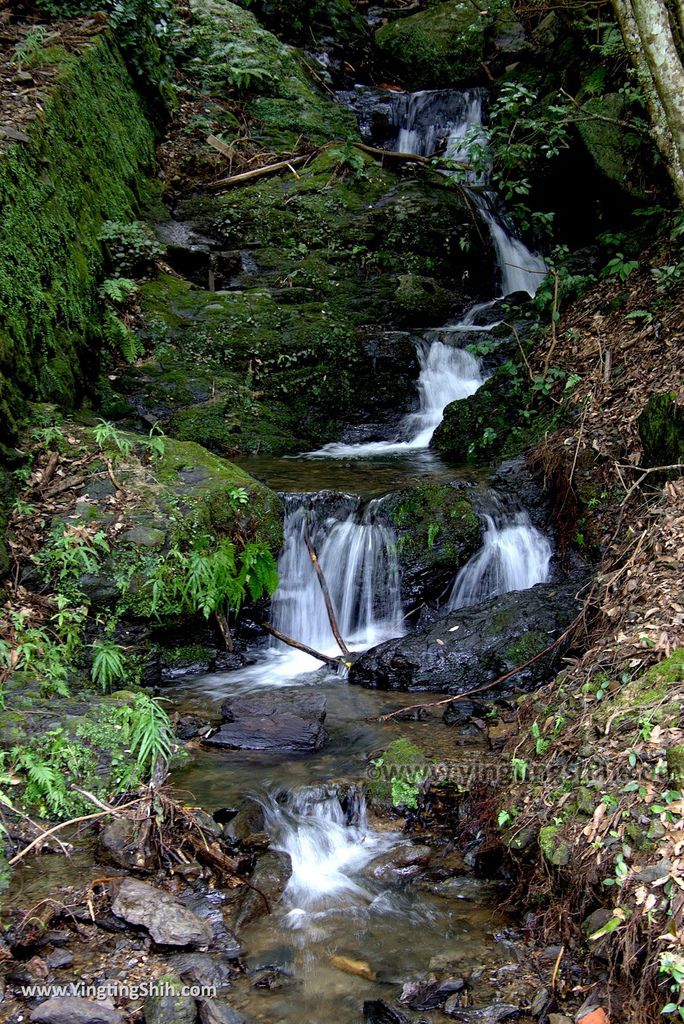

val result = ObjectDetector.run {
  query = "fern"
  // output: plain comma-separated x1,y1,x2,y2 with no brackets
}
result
91,637,127,692
114,694,174,789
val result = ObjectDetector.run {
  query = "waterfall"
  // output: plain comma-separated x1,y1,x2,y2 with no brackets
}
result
261,786,391,915
447,510,552,610
270,497,404,658
311,342,483,457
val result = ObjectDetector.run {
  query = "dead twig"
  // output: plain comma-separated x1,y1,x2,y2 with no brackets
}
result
303,520,351,659
261,623,347,669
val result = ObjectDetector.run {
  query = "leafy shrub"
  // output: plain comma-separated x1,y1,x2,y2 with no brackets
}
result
99,220,164,277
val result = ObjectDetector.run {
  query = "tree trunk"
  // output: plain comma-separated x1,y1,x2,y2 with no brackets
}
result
612,0,684,206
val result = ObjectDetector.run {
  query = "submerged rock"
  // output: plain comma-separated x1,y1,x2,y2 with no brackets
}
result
363,844,432,883
110,878,213,948
206,689,327,752
198,1000,248,1024
349,583,578,695
363,1001,411,1024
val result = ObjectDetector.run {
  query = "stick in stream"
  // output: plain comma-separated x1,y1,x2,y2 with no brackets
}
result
302,520,351,659
261,623,346,669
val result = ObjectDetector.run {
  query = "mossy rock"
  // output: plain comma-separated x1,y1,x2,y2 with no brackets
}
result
395,274,455,323
187,0,355,150
575,91,648,198
667,744,684,785
592,650,684,732
366,737,430,810
44,427,284,619
538,824,570,866
430,374,503,462
374,1,495,89
638,391,684,469
382,483,480,604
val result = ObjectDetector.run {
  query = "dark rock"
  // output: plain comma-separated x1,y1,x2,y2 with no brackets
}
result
110,878,213,947
363,843,432,883
121,525,166,549
363,1001,411,1024
235,851,292,928
223,798,266,842
206,689,326,752
45,949,75,969
144,975,197,1024
400,975,465,1009
166,953,233,992
174,713,213,741
99,817,151,870
30,998,124,1024
198,1000,248,1024
350,583,578,694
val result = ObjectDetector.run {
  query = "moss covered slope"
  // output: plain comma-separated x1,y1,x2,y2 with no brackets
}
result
0,31,155,447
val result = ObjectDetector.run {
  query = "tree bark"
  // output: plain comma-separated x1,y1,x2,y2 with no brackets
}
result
612,0,684,205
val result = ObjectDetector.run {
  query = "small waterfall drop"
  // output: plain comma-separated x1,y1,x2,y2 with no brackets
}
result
261,786,391,916
448,509,552,610
270,497,404,661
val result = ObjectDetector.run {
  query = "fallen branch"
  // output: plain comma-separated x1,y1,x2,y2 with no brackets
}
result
375,615,582,722
206,154,311,191
303,521,351,658
8,798,141,867
205,139,470,193
261,622,346,669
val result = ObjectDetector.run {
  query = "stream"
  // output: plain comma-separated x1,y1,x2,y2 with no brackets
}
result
162,85,555,1023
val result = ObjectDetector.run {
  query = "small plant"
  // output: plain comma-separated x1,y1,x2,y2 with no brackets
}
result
531,720,550,755
227,486,249,509
93,419,132,460
99,220,164,277
12,27,52,70
147,422,166,459
114,693,175,788
91,636,127,692
660,951,684,1020
603,252,639,281
511,756,529,782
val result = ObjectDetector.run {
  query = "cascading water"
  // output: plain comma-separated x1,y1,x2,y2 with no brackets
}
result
269,496,404,666
448,508,552,610
308,87,546,458
260,786,392,918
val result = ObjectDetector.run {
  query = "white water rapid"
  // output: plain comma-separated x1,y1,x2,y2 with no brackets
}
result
447,509,552,609
261,786,393,919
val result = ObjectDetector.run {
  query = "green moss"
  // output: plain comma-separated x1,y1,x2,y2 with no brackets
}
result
0,33,155,445
375,0,493,89
638,392,684,469
538,823,570,866
576,92,647,197
389,483,480,575
162,643,214,669
506,630,550,665
366,737,430,809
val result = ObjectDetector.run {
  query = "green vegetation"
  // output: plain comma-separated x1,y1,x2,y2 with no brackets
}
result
368,738,431,811
0,33,155,444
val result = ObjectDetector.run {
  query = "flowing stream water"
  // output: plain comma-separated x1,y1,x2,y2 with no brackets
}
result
162,84,555,1024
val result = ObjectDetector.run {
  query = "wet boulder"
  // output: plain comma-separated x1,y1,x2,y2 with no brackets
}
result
349,582,578,695
363,843,432,883
198,1000,248,1024
205,689,327,753
110,878,213,948
363,1002,411,1024
234,850,293,928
